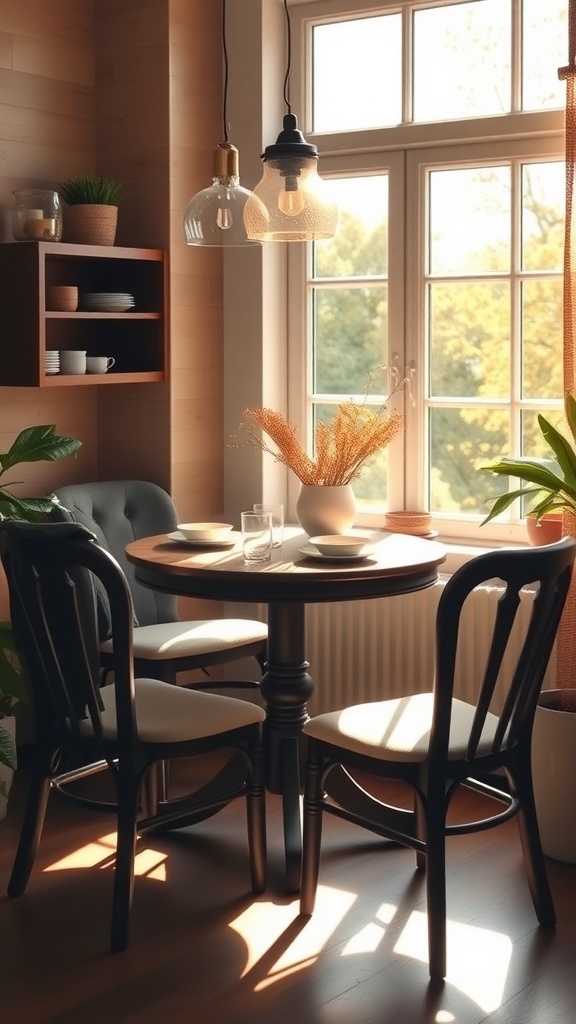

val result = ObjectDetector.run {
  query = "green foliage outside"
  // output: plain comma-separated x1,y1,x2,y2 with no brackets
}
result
310,168,564,515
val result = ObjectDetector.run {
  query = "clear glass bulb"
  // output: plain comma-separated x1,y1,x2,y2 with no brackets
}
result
216,203,233,231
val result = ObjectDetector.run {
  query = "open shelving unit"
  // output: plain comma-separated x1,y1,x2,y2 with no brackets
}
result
0,241,168,387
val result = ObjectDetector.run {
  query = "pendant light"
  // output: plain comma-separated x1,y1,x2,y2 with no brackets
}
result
243,0,338,242
183,0,262,247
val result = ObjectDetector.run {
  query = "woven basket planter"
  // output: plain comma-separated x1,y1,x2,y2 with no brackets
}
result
63,204,118,246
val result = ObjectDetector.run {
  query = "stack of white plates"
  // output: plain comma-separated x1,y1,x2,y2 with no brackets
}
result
45,352,60,375
81,292,135,312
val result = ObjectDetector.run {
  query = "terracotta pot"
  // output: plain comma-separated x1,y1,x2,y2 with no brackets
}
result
63,204,118,246
296,484,356,537
526,513,563,546
532,688,576,863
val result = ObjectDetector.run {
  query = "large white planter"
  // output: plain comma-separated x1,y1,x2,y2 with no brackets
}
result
0,715,16,821
532,688,576,863
296,483,356,537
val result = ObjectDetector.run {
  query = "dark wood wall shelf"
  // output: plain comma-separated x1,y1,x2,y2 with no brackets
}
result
0,241,168,387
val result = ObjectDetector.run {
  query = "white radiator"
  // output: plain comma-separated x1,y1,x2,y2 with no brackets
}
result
303,575,556,716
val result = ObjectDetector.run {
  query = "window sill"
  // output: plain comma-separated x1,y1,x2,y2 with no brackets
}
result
438,537,526,574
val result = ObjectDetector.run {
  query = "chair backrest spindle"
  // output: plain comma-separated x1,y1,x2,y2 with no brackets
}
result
432,539,576,770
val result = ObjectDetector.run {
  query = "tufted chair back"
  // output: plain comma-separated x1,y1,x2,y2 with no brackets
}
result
52,480,179,629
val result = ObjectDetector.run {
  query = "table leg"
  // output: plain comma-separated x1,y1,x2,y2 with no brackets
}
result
260,602,313,892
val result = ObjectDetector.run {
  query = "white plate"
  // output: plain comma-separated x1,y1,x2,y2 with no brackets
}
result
167,530,240,548
298,542,375,562
83,304,135,312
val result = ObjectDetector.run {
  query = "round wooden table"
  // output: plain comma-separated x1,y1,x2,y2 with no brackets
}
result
126,526,446,889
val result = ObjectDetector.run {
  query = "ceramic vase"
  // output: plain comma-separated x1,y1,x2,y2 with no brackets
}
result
532,688,576,863
0,715,16,821
296,483,356,537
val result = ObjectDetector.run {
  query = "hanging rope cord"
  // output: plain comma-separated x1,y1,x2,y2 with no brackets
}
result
556,0,576,691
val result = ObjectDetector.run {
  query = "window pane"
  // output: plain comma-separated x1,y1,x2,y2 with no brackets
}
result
522,279,563,399
522,407,565,458
429,167,511,275
312,16,402,132
314,176,388,278
429,282,510,399
313,403,391,506
429,407,509,515
313,287,387,394
413,0,511,122
521,163,564,271
523,0,567,111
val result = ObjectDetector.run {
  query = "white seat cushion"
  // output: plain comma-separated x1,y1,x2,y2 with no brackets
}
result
79,677,265,743
99,618,267,661
303,692,500,763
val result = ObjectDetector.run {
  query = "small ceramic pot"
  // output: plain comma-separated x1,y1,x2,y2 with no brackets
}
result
526,513,563,546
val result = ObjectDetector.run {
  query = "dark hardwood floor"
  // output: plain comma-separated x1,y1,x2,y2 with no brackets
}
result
1,753,576,1024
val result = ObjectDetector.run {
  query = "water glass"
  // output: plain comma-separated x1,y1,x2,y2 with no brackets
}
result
253,502,284,547
241,510,273,562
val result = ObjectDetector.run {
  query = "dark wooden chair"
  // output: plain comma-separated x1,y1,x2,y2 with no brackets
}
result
299,537,576,980
0,521,267,952
51,480,267,689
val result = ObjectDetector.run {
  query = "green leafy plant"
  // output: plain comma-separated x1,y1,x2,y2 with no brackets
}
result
480,395,576,526
58,175,125,206
0,425,82,792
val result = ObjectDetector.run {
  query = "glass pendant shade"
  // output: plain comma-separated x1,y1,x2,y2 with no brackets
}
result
244,114,338,242
184,143,262,247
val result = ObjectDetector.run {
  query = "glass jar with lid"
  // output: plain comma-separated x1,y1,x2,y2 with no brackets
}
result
12,189,63,242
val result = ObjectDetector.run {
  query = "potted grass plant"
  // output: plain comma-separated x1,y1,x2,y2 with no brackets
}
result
0,424,82,818
58,175,125,246
480,395,576,861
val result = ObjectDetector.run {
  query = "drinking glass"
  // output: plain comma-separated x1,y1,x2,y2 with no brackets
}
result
241,511,273,562
253,502,284,547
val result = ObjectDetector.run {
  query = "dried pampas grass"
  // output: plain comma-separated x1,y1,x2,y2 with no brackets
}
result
239,383,405,486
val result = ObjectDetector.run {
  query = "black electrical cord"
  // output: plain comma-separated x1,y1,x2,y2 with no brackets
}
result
283,0,292,113
222,0,230,142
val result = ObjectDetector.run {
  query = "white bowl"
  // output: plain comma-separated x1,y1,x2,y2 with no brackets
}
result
176,522,234,542
309,534,369,557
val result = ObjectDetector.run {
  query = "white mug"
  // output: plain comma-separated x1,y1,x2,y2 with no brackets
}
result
86,356,115,374
59,350,87,375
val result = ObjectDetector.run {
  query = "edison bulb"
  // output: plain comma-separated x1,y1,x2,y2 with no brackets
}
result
277,182,305,217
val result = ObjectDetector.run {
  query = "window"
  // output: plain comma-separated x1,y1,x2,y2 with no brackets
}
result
289,0,566,543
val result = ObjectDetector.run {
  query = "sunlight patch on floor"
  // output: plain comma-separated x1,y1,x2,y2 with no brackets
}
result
229,884,356,987
44,831,117,871
394,911,512,1012
44,831,167,879
341,902,397,955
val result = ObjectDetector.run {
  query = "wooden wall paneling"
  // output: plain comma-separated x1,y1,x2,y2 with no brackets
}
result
0,0,99,498
168,0,224,521
93,0,171,482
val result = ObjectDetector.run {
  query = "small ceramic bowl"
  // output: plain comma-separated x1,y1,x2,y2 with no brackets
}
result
384,510,432,536
177,522,234,542
309,534,369,557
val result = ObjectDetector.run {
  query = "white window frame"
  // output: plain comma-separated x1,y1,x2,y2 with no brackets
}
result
288,0,565,544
